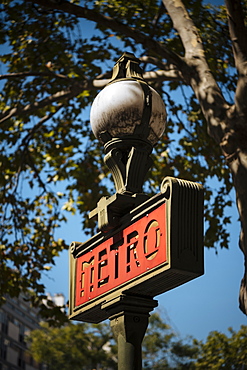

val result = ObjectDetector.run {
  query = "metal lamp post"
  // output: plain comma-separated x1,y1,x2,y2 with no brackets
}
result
69,53,204,370
89,52,167,232
89,53,167,369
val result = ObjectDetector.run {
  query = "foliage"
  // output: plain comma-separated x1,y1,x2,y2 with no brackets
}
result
28,313,247,369
0,0,109,315
28,321,117,369
1,0,247,318
194,325,247,369
142,313,197,369
28,312,196,369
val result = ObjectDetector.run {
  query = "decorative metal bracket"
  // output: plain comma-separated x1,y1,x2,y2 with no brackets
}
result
104,138,153,194
110,52,144,82
89,191,149,232
89,136,152,232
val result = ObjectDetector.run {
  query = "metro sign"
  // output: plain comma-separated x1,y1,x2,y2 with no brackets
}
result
69,177,204,323
76,203,166,307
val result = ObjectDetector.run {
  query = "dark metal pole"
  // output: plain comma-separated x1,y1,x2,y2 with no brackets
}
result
102,294,158,370
110,311,147,370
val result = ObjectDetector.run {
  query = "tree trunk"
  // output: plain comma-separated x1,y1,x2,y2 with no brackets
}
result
162,0,247,315
221,125,247,314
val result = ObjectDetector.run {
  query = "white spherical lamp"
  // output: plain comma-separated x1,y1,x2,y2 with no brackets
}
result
90,79,167,146
88,53,168,231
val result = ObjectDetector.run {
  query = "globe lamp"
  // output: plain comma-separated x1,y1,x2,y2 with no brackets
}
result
89,53,167,231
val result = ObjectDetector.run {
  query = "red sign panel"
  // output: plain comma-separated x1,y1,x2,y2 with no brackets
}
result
75,203,167,306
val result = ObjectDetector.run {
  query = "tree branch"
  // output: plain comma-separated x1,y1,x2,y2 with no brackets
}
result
162,0,205,60
0,68,184,124
162,0,230,144
0,82,84,124
150,1,166,38
225,0,247,116
144,69,183,82
20,103,63,149
140,56,185,80
94,69,183,89
30,0,231,144
31,0,185,68
225,0,247,72
0,71,70,80
26,150,47,193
